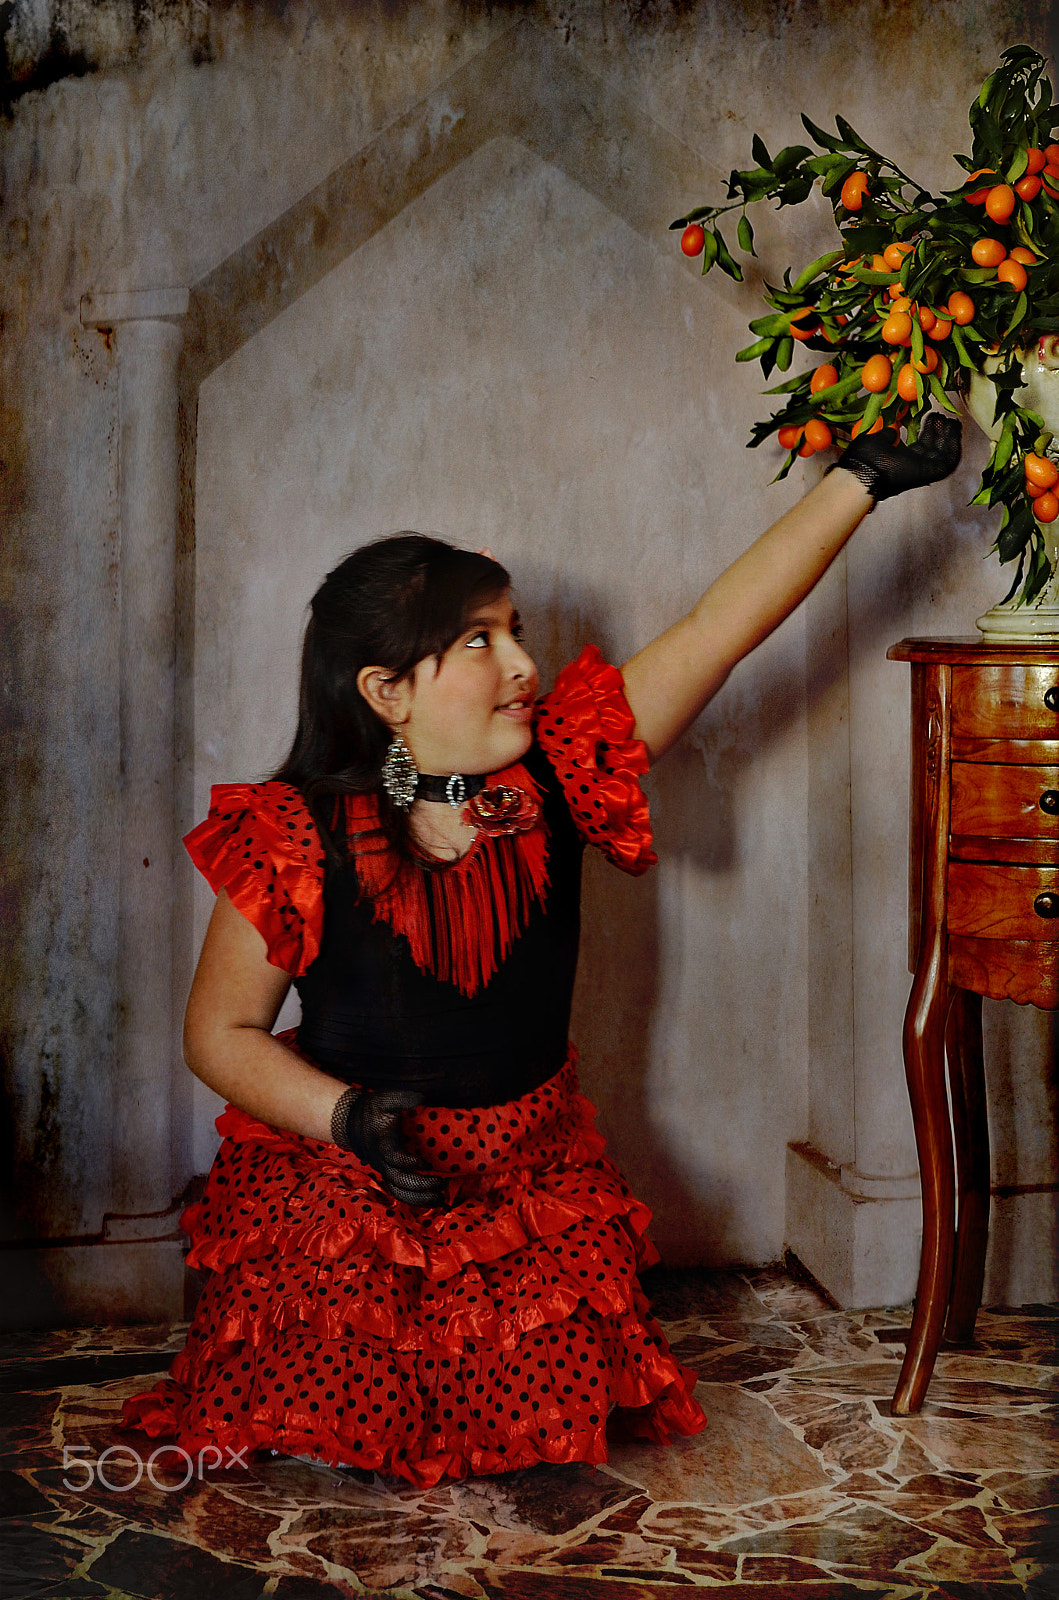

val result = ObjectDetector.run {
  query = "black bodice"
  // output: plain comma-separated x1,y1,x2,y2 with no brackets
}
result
294,745,585,1109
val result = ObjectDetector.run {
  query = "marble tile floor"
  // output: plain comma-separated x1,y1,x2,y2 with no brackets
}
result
1,1265,1056,1600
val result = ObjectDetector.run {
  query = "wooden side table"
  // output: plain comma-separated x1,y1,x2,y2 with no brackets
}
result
886,638,1059,1414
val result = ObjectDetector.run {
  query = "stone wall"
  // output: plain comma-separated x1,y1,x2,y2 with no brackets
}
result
1,0,1055,1324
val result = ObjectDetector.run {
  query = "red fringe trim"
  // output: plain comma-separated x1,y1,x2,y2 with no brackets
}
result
346,762,549,997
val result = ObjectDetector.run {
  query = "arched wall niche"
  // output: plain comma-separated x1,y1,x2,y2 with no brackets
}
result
175,18,794,1264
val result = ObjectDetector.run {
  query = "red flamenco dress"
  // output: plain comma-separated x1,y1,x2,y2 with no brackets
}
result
123,647,705,1485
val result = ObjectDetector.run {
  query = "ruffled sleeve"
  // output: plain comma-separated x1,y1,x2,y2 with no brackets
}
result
534,644,656,876
184,782,325,977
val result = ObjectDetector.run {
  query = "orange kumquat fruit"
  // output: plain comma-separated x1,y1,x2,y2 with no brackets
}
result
971,237,1007,267
881,311,913,345
947,291,975,325
861,353,894,392
912,346,939,374
984,184,1016,223
840,172,869,211
1024,453,1059,489
896,363,919,402
997,259,1028,291
788,308,820,341
810,364,839,394
1033,491,1059,523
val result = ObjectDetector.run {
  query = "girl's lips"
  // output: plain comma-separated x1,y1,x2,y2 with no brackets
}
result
496,699,535,722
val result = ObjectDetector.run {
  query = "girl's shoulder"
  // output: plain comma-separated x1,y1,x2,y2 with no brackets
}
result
184,781,326,977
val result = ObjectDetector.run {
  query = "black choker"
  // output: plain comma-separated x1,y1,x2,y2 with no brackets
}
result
415,772,489,808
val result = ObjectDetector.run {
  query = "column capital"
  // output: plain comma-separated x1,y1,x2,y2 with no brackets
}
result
80,287,189,328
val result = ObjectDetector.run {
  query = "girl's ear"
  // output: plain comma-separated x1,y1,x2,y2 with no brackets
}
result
356,665,413,728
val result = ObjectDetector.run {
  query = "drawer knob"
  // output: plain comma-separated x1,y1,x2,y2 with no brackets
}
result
1034,892,1059,919
1046,686,1059,713
1041,790,1059,815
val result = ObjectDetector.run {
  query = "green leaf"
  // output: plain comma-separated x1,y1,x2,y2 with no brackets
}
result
713,227,744,282
791,249,845,292
774,143,812,176
763,373,813,395
997,500,1034,562
737,214,755,254
950,326,976,368
992,424,1015,471
1004,288,1029,334
775,335,795,372
736,336,775,362
1005,147,1029,183
860,384,892,432
848,267,897,287
1024,535,1053,602
835,114,872,153
821,159,856,197
777,173,815,207
749,312,791,336
701,230,719,271
911,317,925,364
810,371,865,404
998,550,1026,603
928,372,961,413
801,113,843,151
752,133,772,168
979,69,999,109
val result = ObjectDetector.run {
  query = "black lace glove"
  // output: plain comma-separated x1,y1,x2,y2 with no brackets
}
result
829,413,962,502
332,1086,444,1207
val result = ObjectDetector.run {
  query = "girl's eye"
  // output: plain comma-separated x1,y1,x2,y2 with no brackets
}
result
466,631,489,649
512,623,525,642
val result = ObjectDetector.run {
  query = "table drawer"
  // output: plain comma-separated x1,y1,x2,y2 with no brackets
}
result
952,664,1059,740
948,862,1059,938
951,763,1059,837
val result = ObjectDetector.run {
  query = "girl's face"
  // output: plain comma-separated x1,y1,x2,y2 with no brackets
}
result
400,592,539,776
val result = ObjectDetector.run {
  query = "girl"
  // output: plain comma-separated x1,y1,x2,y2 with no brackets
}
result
124,419,959,1484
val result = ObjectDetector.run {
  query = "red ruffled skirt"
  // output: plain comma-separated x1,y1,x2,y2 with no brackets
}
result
123,1051,705,1486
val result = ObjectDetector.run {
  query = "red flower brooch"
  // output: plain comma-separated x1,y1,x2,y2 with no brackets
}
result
463,784,540,836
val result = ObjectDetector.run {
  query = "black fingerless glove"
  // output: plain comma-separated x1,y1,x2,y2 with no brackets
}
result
829,413,962,502
331,1086,444,1208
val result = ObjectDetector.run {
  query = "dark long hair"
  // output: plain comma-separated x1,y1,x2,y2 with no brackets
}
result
273,534,510,859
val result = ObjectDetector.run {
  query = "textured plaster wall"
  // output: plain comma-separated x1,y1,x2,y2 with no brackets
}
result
2,0,1056,1300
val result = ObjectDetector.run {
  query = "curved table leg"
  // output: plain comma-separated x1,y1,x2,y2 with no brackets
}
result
891,960,956,1417
944,987,989,1343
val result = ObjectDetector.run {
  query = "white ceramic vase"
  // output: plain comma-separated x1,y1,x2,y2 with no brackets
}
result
964,335,1059,643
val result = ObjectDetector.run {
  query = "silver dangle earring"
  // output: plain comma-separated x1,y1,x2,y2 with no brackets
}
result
381,732,419,810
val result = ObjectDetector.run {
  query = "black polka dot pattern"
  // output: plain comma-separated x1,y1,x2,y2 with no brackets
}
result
122,1054,706,1483
534,645,657,876
184,782,326,976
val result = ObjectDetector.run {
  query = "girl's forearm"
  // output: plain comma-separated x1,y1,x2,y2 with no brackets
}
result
621,470,872,760
184,1018,348,1144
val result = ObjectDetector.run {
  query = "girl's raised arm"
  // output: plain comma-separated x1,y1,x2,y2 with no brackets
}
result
620,417,961,762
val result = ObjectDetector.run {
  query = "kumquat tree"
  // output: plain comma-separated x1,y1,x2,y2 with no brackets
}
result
672,46,1059,604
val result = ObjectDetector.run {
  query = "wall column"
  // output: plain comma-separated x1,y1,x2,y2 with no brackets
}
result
82,288,188,1215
